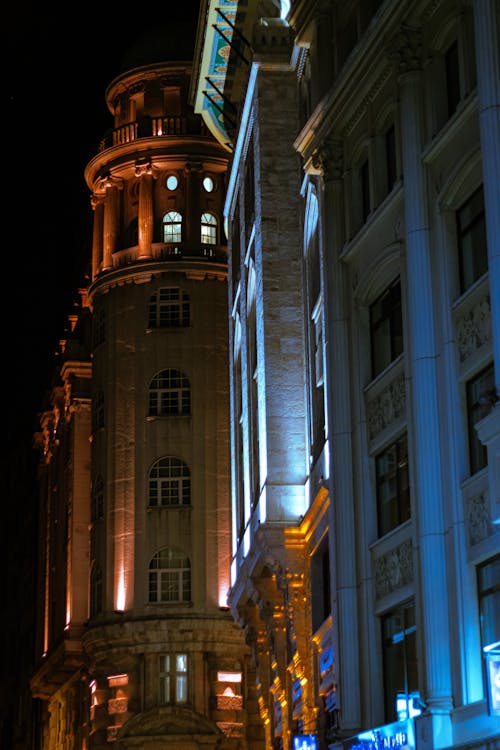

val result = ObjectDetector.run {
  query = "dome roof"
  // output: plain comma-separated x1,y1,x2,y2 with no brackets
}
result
117,21,196,73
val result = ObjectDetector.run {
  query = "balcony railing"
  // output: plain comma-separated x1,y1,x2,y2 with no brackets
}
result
109,242,227,269
98,115,210,151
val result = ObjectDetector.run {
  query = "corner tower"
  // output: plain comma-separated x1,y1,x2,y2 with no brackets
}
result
82,47,262,749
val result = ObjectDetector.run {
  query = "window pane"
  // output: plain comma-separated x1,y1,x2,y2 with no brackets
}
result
466,364,495,474
478,555,500,647
382,602,418,723
457,186,487,293
370,280,403,378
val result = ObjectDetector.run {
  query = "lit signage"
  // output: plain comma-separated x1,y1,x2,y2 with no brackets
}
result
342,719,415,750
293,735,318,750
484,642,500,717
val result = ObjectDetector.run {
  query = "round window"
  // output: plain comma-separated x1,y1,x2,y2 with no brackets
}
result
166,175,178,191
203,176,214,193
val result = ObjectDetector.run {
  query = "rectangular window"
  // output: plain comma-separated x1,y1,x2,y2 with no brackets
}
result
311,535,331,633
376,434,410,537
370,278,403,378
159,654,188,704
385,124,397,192
382,601,418,724
456,185,487,293
360,159,370,222
466,363,495,474
445,40,460,117
478,556,500,649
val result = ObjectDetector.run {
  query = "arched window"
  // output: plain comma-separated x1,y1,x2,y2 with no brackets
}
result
148,369,190,417
201,212,217,245
148,287,190,328
149,548,191,603
149,457,191,507
163,211,182,243
90,563,103,617
91,476,104,521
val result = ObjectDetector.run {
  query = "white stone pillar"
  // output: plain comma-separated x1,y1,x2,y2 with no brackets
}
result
473,0,500,389
136,159,154,259
393,26,453,726
312,140,361,735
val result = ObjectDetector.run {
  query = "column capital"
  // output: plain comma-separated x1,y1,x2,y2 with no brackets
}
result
96,173,123,195
135,158,155,178
311,138,344,182
387,25,423,75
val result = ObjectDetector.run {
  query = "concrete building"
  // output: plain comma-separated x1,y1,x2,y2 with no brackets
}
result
191,1,500,750
30,30,264,750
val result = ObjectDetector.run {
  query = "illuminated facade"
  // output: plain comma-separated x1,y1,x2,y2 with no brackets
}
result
191,1,500,750
30,43,265,750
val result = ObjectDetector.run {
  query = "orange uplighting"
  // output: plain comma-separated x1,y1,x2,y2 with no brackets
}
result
115,567,126,612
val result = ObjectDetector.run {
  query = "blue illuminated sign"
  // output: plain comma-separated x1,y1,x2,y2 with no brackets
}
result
293,735,318,750
342,719,415,750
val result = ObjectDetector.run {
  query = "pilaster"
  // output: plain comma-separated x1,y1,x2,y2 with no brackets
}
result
391,25,453,740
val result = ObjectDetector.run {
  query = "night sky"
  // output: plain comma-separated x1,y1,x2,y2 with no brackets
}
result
2,3,201,736
6,2,201,450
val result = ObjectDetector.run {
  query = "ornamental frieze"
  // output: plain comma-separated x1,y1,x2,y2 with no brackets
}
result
374,539,413,599
366,371,406,442
466,489,493,546
455,294,491,363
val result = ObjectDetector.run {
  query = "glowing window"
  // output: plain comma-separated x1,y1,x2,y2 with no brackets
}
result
166,175,178,190
148,369,191,417
203,176,214,192
163,211,182,243
149,548,191,603
159,653,188,704
201,212,217,244
149,457,191,507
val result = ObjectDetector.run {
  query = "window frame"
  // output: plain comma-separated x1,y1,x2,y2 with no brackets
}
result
162,211,182,244
375,433,411,538
148,287,190,329
148,548,191,603
148,457,191,508
159,653,189,705
148,369,191,417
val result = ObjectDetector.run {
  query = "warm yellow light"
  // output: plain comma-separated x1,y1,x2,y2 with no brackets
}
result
116,567,126,612
107,673,128,687
218,671,242,683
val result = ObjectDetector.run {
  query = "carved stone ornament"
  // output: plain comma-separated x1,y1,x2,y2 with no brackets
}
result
366,372,406,442
456,294,491,362
374,539,413,599
466,490,493,546
135,158,153,178
387,26,423,75
312,138,344,181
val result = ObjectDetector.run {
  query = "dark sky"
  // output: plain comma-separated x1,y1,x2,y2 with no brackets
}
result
6,2,201,447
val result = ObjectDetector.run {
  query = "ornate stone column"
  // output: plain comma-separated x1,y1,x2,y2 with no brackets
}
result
136,158,154,259
472,0,500,525
90,194,104,280
473,0,500,388
311,139,361,736
391,26,453,737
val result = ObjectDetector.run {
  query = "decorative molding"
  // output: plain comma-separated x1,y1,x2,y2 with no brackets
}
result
387,26,423,76
366,371,406,442
312,138,344,181
455,293,491,362
465,490,493,546
373,539,413,599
